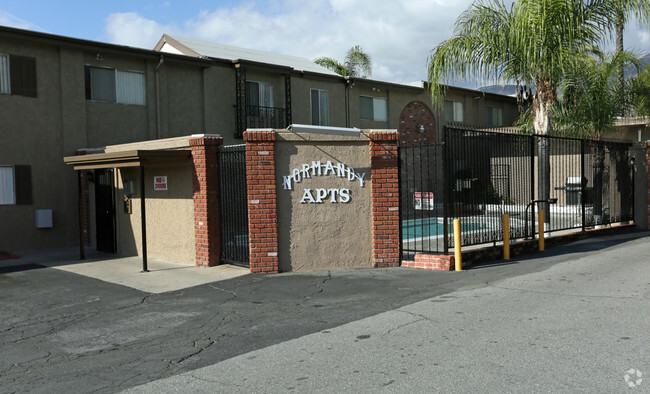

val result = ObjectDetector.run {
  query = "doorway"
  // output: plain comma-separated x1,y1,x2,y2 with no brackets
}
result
95,169,116,253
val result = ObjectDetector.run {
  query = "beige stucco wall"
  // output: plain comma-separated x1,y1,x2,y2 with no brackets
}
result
115,159,194,265
290,76,347,127
275,131,372,271
0,32,210,252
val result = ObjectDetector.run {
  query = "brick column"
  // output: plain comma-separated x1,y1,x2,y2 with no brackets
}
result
190,136,223,267
244,130,279,273
369,131,400,267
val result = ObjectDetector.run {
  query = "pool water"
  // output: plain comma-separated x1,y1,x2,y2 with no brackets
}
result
401,217,486,240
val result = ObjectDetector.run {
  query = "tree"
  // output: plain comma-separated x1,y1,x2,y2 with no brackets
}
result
631,64,650,117
427,0,647,219
552,51,642,223
315,45,372,78
553,51,642,138
613,0,650,89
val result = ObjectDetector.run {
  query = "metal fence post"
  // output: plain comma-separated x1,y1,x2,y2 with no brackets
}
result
581,139,586,232
443,127,449,255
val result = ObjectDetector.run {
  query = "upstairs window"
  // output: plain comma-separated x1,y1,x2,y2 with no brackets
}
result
84,66,145,105
0,54,37,97
444,100,464,123
486,106,503,127
246,81,273,108
310,89,329,126
360,96,387,121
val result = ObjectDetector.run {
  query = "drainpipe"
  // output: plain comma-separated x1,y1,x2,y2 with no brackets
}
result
155,55,164,139
345,78,351,128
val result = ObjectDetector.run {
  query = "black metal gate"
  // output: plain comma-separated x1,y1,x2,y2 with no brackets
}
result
399,126,634,258
219,145,249,266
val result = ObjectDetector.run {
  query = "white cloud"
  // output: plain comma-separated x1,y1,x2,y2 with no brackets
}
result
0,10,45,32
104,12,177,49
102,0,649,83
102,0,473,83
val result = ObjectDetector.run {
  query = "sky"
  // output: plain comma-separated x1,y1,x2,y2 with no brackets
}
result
1,0,648,86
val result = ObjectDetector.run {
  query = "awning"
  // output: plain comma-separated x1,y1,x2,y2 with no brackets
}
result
64,149,191,170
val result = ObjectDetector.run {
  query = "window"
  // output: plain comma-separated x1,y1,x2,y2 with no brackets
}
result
310,89,329,126
246,81,273,108
444,100,464,123
360,96,387,121
486,106,503,127
84,66,145,105
0,54,37,97
0,165,31,205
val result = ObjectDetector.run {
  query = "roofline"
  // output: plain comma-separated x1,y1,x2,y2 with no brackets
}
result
0,26,212,67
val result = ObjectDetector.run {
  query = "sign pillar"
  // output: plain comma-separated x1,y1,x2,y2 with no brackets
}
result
369,131,400,267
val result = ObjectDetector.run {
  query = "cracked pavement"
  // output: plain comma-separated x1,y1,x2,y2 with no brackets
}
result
1,229,648,393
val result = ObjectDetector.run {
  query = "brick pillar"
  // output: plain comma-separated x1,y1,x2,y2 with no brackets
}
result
369,131,400,267
243,130,279,273
190,136,223,267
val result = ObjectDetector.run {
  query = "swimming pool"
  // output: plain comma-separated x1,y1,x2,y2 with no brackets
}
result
401,217,488,240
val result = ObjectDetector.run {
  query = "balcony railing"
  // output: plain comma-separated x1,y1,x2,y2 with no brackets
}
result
247,105,287,129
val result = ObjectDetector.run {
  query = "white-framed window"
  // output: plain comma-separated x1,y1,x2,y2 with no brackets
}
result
310,89,329,126
0,53,37,97
246,81,274,108
85,66,145,105
0,165,32,205
360,96,388,121
486,106,503,127
444,100,464,123
0,166,15,205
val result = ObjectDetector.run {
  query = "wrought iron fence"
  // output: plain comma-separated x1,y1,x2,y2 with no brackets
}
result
219,144,249,266
399,126,634,258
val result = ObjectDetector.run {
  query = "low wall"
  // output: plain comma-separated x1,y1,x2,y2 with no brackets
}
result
402,224,637,270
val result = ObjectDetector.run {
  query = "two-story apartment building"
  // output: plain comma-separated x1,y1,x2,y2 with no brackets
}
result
1,25,518,256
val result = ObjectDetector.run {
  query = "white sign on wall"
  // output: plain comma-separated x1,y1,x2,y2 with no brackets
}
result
414,192,434,210
282,160,366,204
153,176,168,191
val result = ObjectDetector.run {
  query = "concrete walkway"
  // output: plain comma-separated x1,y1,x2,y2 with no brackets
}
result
4,248,249,293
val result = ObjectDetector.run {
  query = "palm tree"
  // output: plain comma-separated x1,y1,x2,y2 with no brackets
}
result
315,45,372,78
427,0,646,219
552,51,642,222
613,1,650,87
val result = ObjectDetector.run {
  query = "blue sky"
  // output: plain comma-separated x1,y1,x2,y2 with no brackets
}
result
1,1,648,85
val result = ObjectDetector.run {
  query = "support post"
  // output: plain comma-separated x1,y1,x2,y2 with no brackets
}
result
78,171,85,260
538,209,545,252
503,214,510,260
454,219,462,271
140,165,148,272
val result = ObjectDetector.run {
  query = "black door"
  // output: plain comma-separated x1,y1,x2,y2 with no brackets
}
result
95,169,116,253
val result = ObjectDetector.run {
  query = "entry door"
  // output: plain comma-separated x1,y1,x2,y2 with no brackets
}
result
95,169,116,253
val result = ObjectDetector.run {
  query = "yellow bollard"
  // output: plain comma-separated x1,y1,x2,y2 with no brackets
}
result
538,209,545,251
503,214,510,260
454,219,462,271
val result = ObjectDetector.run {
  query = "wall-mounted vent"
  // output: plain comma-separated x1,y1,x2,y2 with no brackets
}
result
35,209,53,228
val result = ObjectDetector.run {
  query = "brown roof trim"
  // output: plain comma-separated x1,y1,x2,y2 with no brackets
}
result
64,150,191,170
0,26,212,67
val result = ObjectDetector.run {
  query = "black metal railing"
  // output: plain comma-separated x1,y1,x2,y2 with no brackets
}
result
247,105,287,128
219,144,249,266
399,126,634,258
